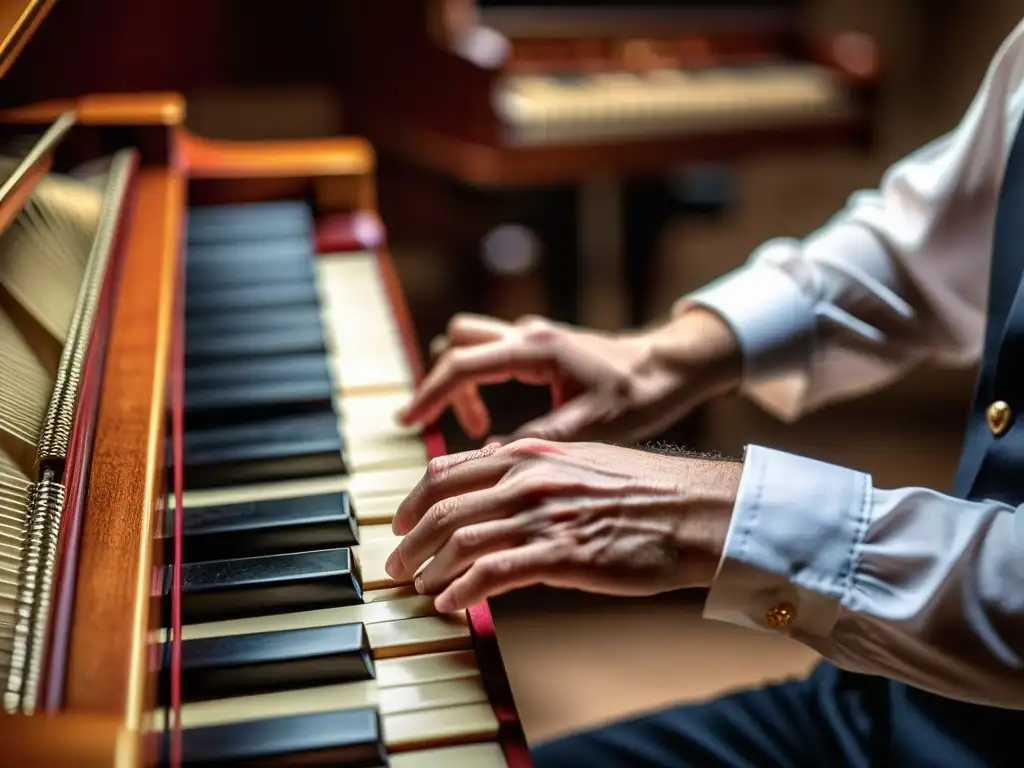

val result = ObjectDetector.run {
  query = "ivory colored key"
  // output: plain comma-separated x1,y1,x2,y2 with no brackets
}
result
153,650,496,759
498,64,847,145
389,742,508,768
157,675,497,751
169,590,472,660
171,588,438,641
170,464,425,512
354,525,404,590
317,253,413,393
336,390,428,472
156,650,487,728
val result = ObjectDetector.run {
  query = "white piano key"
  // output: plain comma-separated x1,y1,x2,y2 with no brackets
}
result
498,63,848,146
153,673,490,730
172,464,425,510
389,742,508,768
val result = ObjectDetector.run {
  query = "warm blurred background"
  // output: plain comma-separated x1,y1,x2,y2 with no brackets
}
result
6,0,1016,747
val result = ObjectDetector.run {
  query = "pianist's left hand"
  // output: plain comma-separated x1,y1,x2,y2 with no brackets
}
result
384,439,741,612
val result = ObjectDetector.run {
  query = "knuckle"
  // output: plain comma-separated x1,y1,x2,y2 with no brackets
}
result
478,556,513,581
425,456,450,484
450,525,479,553
515,315,558,343
514,314,547,329
426,496,458,530
503,437,554,457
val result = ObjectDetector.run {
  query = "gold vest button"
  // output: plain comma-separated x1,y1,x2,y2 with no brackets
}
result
986,400,1012,436
765,602,796,630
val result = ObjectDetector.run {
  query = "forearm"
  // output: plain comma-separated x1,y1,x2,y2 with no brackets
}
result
706,446,1024,708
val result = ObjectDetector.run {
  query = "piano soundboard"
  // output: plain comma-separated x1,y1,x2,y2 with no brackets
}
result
153,201,517,766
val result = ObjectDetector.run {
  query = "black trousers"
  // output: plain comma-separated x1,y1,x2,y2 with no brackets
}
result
531,663,1020,767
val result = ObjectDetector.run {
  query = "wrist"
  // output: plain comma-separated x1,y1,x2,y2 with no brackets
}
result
647,306,743,394
677,456,742,588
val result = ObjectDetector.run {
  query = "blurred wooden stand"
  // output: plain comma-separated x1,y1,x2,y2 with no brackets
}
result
493,588,816,743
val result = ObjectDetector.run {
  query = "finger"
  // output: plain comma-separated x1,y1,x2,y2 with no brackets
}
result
434,542,570,613
429,314,507,359
447,313,510,344
391,443,509,535
414,517,524,595
508,394,600,442
449,383,491,438
399,340,554,427
386,484,520,580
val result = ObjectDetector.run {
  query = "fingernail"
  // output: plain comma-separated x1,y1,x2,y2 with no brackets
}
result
414,576,425,594
384,553,399,579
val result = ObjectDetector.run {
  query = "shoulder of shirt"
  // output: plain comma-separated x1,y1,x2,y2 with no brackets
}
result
991,21,1024,102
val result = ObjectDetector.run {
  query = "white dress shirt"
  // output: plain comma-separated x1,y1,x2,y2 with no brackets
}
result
677,18,1024,707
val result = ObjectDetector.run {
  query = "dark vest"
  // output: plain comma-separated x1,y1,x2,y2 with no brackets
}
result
953,116,1024,502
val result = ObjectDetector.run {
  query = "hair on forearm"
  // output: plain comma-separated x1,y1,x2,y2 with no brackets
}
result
639,441,743,462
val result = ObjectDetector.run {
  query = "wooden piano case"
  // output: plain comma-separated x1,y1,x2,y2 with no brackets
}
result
0,92,530,767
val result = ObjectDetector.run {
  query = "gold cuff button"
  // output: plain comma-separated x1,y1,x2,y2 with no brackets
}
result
765,602,796,630
987,400,1012,436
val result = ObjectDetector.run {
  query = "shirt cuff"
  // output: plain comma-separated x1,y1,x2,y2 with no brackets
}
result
703,445,872,641
673,251,816,383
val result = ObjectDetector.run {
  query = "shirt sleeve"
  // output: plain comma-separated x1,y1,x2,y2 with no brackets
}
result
705,445,1024,708
674,23,1024,422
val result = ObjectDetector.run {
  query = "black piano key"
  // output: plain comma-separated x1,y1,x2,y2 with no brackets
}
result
184,353,330,390
180,411,341,457
179,442,346,490
153,711,385,767
185,256,317,292
159,708,387,767
184,376,334,430
186,237,315,266
184,305,325,340
188,201,314,245
160,623,374,703
184,323,327,365
161,492,359,562
184,280,322,314
163,548,362,624
176,412,346,489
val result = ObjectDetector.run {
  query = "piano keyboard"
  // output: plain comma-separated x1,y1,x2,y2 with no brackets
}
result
154,201,509,766
494,64,851,145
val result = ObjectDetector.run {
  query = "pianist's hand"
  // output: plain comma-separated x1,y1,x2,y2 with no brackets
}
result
384,439,740,612
397,307,740,444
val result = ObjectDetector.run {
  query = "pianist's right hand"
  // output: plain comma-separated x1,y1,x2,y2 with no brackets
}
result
397,307,741,444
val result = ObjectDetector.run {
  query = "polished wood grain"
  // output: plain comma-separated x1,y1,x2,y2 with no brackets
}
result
180,131,374,179
0,711,139,767
0,92,184,125
180,129,378,212
0,0,56,79
63,167,184,721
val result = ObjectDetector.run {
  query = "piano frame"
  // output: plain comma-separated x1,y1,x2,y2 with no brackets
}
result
0,92,529,767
